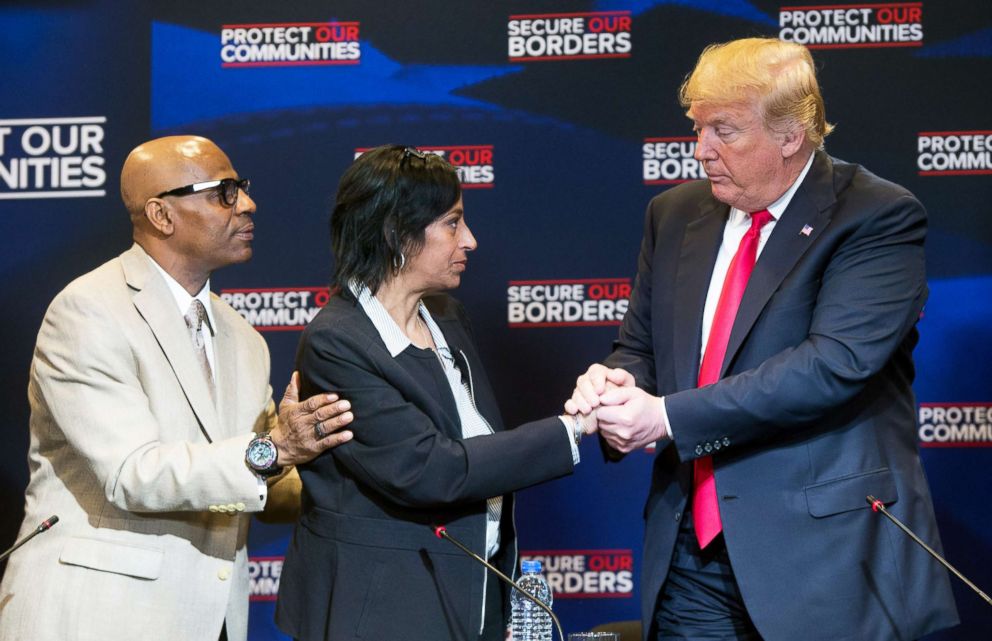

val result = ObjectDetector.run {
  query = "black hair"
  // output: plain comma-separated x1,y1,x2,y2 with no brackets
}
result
330,144,462,296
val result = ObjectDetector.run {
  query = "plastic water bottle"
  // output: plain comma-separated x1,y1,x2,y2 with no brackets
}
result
511,559,553,640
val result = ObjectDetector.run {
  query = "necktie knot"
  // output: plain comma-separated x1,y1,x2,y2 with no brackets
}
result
185,299,209,332
185,300,211,351
749,209,773,231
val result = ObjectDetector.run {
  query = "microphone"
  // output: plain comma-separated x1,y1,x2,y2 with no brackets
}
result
433,525,565,641
867,496,991,607
0,515,59,564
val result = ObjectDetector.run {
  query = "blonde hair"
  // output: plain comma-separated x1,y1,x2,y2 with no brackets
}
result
679,38,834,148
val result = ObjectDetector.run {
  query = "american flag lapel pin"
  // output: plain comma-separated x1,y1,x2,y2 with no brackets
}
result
800,224,813,237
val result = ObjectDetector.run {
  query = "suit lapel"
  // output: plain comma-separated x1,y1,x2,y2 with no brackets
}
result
673,199,728,391
122,245,223,441
723,151,837,375
211,297,240,439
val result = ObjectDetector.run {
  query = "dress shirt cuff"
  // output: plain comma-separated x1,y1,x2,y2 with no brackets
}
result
559,415,581,465
660,396,673,440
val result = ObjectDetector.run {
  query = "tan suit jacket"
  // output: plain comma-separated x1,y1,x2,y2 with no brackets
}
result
0,244,278,641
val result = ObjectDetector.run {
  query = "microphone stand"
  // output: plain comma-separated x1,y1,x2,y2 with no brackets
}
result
867,496,991,606
434,526,565,641
0,515,59,564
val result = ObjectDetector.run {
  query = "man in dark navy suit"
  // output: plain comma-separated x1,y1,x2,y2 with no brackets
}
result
568,37,958,641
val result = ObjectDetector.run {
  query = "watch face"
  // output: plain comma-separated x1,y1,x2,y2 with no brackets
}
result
247,438,277,470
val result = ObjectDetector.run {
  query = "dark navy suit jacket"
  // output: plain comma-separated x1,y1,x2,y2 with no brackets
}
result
276,293,574,641
606,150,959,641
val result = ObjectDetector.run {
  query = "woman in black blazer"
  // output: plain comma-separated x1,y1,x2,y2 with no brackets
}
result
275,145,595,641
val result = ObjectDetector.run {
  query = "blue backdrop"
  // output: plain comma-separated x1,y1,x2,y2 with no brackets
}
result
2,1,990,638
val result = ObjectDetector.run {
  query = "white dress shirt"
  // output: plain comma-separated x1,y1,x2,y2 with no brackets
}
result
146,256,217,378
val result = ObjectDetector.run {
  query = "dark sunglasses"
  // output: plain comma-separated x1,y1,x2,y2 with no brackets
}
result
156,177,250,208
403,147,429,160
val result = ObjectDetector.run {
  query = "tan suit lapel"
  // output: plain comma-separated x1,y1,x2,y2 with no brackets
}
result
210,295,241,439
121,245,223,441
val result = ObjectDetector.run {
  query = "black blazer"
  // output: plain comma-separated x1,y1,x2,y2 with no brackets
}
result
276,293,574,641
606,151,959,641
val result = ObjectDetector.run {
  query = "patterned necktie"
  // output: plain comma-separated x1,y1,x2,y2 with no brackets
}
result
184,299,215,400
693,209,774,548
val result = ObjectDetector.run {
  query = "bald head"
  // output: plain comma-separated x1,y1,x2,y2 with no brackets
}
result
120,135,256,294
120,136,234,219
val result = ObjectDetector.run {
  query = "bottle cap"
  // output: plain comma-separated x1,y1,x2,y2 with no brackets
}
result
521,559,543,574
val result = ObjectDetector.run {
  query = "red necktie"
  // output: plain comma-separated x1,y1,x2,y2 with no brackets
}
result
693,209,773,548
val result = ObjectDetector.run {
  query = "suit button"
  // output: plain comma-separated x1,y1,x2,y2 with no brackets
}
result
218,567,231,581
713,441,721,450
722,437,730,446
695,445,703,455
704,443,713,453
674,512,681,521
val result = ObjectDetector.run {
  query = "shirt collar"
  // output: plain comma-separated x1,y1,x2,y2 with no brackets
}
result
350,281,449,358
146,255,216,335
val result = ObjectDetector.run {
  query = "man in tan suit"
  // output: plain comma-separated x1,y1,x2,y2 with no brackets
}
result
0,136,354,641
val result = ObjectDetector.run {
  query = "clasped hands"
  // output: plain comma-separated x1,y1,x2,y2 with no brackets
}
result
564,364,670,454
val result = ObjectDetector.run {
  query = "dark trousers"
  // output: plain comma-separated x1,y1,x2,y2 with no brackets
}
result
479,573,506,641
654,509,762,641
